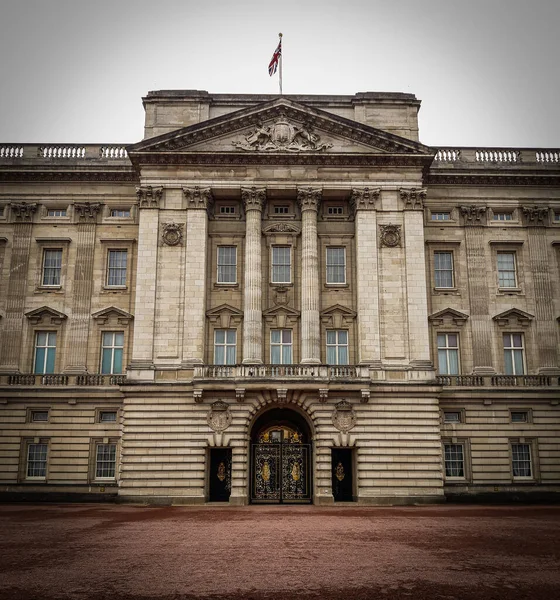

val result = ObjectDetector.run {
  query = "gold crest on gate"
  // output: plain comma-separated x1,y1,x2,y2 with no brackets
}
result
262,460,271,482
291,462,301,481
335,462,345,481
217,462,226,482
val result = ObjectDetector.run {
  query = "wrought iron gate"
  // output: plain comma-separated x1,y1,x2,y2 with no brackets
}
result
251,441,311,503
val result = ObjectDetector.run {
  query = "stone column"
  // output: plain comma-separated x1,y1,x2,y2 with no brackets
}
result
523,206,559,374
298,188,322,364
401,189,432,367
0,203,37,372
351,188,381,366
128,186,162,379
182,186,212,366
461,205,494,374
64,203,101,373
241,187,265,364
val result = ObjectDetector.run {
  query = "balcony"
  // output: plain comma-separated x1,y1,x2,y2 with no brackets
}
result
436,375,559,388
193,364,370,381
2,374,127,387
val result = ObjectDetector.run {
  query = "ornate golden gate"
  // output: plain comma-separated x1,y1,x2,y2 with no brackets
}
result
251,424,311,504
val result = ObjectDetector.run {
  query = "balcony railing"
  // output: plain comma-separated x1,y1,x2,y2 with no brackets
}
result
193,364,370,380
4,374,127,386
436,375,559,387
0,144,129,162
432,147,560,167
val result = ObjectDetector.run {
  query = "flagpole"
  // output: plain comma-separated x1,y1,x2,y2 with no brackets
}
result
278,32,283,95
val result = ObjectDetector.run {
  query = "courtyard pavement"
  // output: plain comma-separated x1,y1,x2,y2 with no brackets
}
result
0,504,559,600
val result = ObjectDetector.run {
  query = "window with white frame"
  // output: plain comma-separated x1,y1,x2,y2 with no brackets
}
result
274,205,289,214
106,250,128,287
437,333,459,375
270,329,292,364
497,252,517,288
493,212,513,221
110,209,130,218
271,246,291,283
217,246,237,283
95,443,117,479
434,251,454,288
511,442,532,478
503,333,525,375
326,247,346,285
443,443,465,478
214,329,236,365
27,442,48,478
326,330,349,365
101,332,124,374
431,212,451,221
47,209,67,217
219,205,236,215
41,249,62,286
34,332,57,374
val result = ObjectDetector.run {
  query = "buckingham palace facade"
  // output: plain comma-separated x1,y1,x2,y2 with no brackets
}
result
0,90,559,505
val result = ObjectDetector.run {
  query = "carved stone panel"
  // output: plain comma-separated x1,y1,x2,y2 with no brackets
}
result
332,400,357,433
161,222,184,246
379,224,402,248
207,401,233,433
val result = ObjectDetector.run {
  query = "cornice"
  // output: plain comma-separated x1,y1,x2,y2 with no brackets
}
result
426,172,560,186
0,170,138,183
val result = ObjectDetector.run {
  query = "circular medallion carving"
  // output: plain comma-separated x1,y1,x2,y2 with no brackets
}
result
332,400,356,433
379,224,402,248
207,401,232,433
162,222,184,246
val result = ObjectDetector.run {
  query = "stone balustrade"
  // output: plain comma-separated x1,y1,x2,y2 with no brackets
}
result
194,364,370,380
4,373,127,386
436,374,559,387
433,147,560,166
0,144,129,161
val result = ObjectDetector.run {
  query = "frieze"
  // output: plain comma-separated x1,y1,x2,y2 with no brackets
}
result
427,173,560,187
183,186,213,211
297,187,322,212
9,202,37,222
379,224,402,248
232,115,332,152
74,202,101,222
460,205,487,224
349,187,380,213
241,186,266,211
161,222,184,246
522,206,549,226
400,187,427,210
207,401,232,433
332,400,356,433
136,186,162,209
0,170,138,183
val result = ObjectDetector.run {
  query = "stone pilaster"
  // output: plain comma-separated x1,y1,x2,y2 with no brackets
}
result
461,205,494,374
64,203,101,373
0,203,37,372
522,206,559,374
182,186,212,366
241,187,266,364
351,188,382,365
297,188,322,364
401,188,432,367
128,187,162,378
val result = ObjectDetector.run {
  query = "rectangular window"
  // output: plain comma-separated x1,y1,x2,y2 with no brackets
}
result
270,329,293,364
214,329,236,365
444,443,465,478
42,249,62,286
110,209,130,218
497,252,517,288
95,443,117,479
217,246,237,284
274,205,289,214
272,246,291,283
434,251,454,288
503,333,525,375
99,411,117,423
443,411,461,424
31,410,49,422
437,333,459,375
493,212,513,221
47,209,67,217
219,205,236,214
327,206,344,215
511,411,528,424
511,443,532,478
27,443,48,478
431,212,451,221
554,212,560,222
34,332,57,374
107,250,128,287
326,247,346,285
326,330,349,365
101,332,124,374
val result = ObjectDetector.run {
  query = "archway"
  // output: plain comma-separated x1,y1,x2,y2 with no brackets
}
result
250,407,312,504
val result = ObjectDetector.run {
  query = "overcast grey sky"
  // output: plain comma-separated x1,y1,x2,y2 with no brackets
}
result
0,0,558,147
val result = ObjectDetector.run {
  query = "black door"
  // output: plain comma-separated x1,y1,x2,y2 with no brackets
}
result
208,448,231,502
332,448,353,502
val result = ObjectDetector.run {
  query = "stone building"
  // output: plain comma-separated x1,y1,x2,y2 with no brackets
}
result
0,90,559,504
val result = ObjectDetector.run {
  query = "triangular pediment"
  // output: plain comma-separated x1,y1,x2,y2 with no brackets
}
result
493,308,534,326
263,305,301,317
321,304,357,328
127,98,434,167
206,303,243,317
92,306,134,324
25,306,67,324
429,308,469,326
206,304,243,329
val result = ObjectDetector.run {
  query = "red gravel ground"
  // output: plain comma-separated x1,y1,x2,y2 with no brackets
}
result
1,504,559,600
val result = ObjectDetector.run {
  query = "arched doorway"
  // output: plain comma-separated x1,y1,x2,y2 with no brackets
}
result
250,407,312,504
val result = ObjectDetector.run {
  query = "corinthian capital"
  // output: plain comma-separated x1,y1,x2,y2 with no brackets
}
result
137,186,163,209
460,205,487,225
74,202,101,222
10,202,38,222
350,187,380,214
400,187,426,210
183,186,213,211
297,187,322,212
522,205,549,226
241,186,266,212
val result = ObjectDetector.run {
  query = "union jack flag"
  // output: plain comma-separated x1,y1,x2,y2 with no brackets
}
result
268,39,282,76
